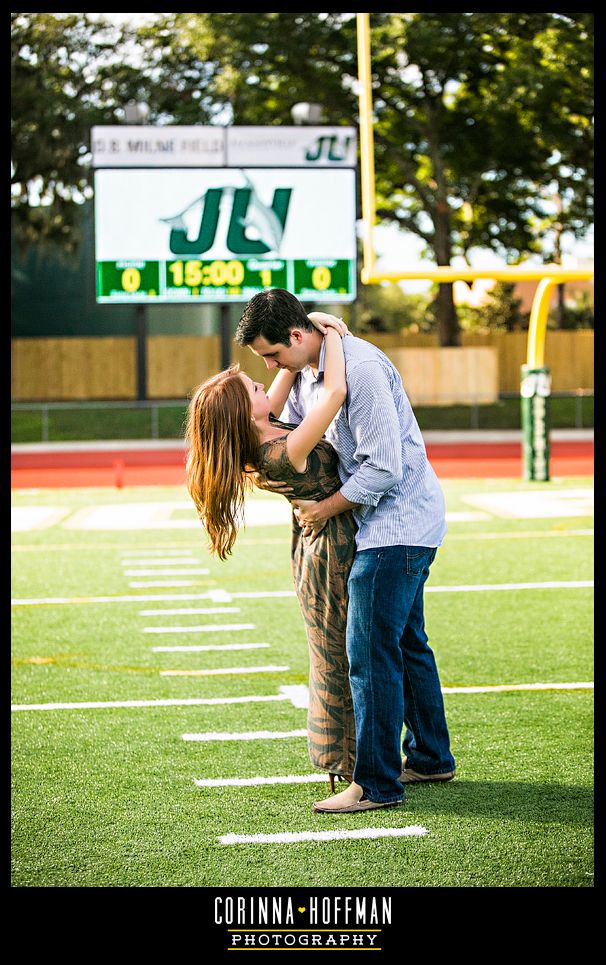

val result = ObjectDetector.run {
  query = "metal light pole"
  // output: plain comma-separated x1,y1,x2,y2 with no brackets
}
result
291,103,323,314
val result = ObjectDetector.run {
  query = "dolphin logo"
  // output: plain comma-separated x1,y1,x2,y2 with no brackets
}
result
161,174,291,256
227,172,292,255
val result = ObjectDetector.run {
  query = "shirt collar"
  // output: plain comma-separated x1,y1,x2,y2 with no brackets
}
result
315,338,326,378
299,337,325,386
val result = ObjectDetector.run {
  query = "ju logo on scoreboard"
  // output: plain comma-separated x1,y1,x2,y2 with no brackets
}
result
162,174,291,258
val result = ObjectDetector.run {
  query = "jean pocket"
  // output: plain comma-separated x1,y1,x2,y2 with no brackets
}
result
405,546,436,576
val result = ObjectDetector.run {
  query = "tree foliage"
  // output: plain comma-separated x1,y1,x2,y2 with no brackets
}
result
350,283,434,336
11,12,172,253
11,12,593,340
456,283,529,333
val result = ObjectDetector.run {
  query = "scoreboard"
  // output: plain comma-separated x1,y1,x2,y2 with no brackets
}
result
92,127,357,304
96,257,354,303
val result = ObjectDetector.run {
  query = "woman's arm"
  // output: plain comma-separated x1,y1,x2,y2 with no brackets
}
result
286,328,346,472
266,313,347,418
307,312,348,336
266,367,297,419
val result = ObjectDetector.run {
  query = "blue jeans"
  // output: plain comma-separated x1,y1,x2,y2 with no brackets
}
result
346,545,455,804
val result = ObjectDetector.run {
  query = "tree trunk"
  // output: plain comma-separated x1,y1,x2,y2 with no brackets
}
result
435,283,461,346
553,196,566,329
434,203,461,346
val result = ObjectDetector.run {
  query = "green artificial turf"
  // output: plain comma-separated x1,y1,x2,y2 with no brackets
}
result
11,478,593,887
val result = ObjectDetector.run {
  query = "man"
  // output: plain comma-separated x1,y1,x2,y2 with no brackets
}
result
235,288,455,813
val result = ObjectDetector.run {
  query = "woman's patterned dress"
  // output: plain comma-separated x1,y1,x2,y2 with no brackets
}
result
257,423,357,778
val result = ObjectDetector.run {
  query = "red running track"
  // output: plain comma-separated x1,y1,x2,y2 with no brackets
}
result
11,437,593,488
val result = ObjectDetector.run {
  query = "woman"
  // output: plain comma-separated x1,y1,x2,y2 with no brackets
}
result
185,314,356,789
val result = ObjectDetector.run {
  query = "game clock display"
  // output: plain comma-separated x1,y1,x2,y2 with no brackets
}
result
96,257,354,302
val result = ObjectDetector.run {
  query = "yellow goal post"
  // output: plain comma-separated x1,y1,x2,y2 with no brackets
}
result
355,13,593,372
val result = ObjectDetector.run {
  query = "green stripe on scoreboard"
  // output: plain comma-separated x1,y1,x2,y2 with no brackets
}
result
97,261,161,298
96,258,355,302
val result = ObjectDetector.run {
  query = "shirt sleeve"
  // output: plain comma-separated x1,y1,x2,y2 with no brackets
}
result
339,359,403,507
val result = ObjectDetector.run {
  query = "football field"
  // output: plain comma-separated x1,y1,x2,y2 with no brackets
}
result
11,477,593,887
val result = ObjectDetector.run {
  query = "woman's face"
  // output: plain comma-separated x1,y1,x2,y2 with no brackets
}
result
238,373,272,421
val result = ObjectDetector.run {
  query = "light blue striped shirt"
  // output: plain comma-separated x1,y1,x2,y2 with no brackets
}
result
280,334,447,551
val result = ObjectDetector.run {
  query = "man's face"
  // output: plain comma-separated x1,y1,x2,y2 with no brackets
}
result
248,331,312,372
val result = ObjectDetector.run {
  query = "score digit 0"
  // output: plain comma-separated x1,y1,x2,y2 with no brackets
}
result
121,267,141,292
207,260,245,286
311,266,331,290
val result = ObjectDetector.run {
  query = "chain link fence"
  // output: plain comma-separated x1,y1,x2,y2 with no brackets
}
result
11,391,593,444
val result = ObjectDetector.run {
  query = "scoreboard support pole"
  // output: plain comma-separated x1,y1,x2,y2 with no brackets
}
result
135,303,148,401
220,304,232,370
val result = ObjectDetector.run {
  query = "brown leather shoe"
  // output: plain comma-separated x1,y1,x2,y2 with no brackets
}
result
400,766,455,784
313,781,403,813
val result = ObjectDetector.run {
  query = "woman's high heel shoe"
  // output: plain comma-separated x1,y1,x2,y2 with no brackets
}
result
329,772,353,794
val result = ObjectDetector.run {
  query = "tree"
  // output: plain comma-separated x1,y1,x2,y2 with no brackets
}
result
12,12,593,344
11,12,183,254
134,12,358,127
349,282,433,335
134,12,595,345
457,283,528,333
370,12,593,343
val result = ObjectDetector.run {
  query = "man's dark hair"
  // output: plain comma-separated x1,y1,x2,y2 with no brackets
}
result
235,289,313,346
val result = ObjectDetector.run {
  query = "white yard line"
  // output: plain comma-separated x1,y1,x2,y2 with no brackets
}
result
195,774,330,787
124,568,210,576
446,512,490,522
426,580,593,594
447,529,593,541
128,580,210,588
140,608,240,615
229,591,297,599
11,694,291,712
12,681,591,713
121,558,200,566
218,827,429,844
462,488,593,519
11,580,594,607
183,729,308,742
151,642,269,653
278,685,311,708
443,681,594,693
12,592,225,606
143,623,255,634
120,550,201,556
11,507,71,531
160,665,289,677
235,528,594,546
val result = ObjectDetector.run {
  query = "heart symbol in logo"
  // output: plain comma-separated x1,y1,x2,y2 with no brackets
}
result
298,907,306,913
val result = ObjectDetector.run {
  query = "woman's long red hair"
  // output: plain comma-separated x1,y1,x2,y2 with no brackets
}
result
185,365,260,560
